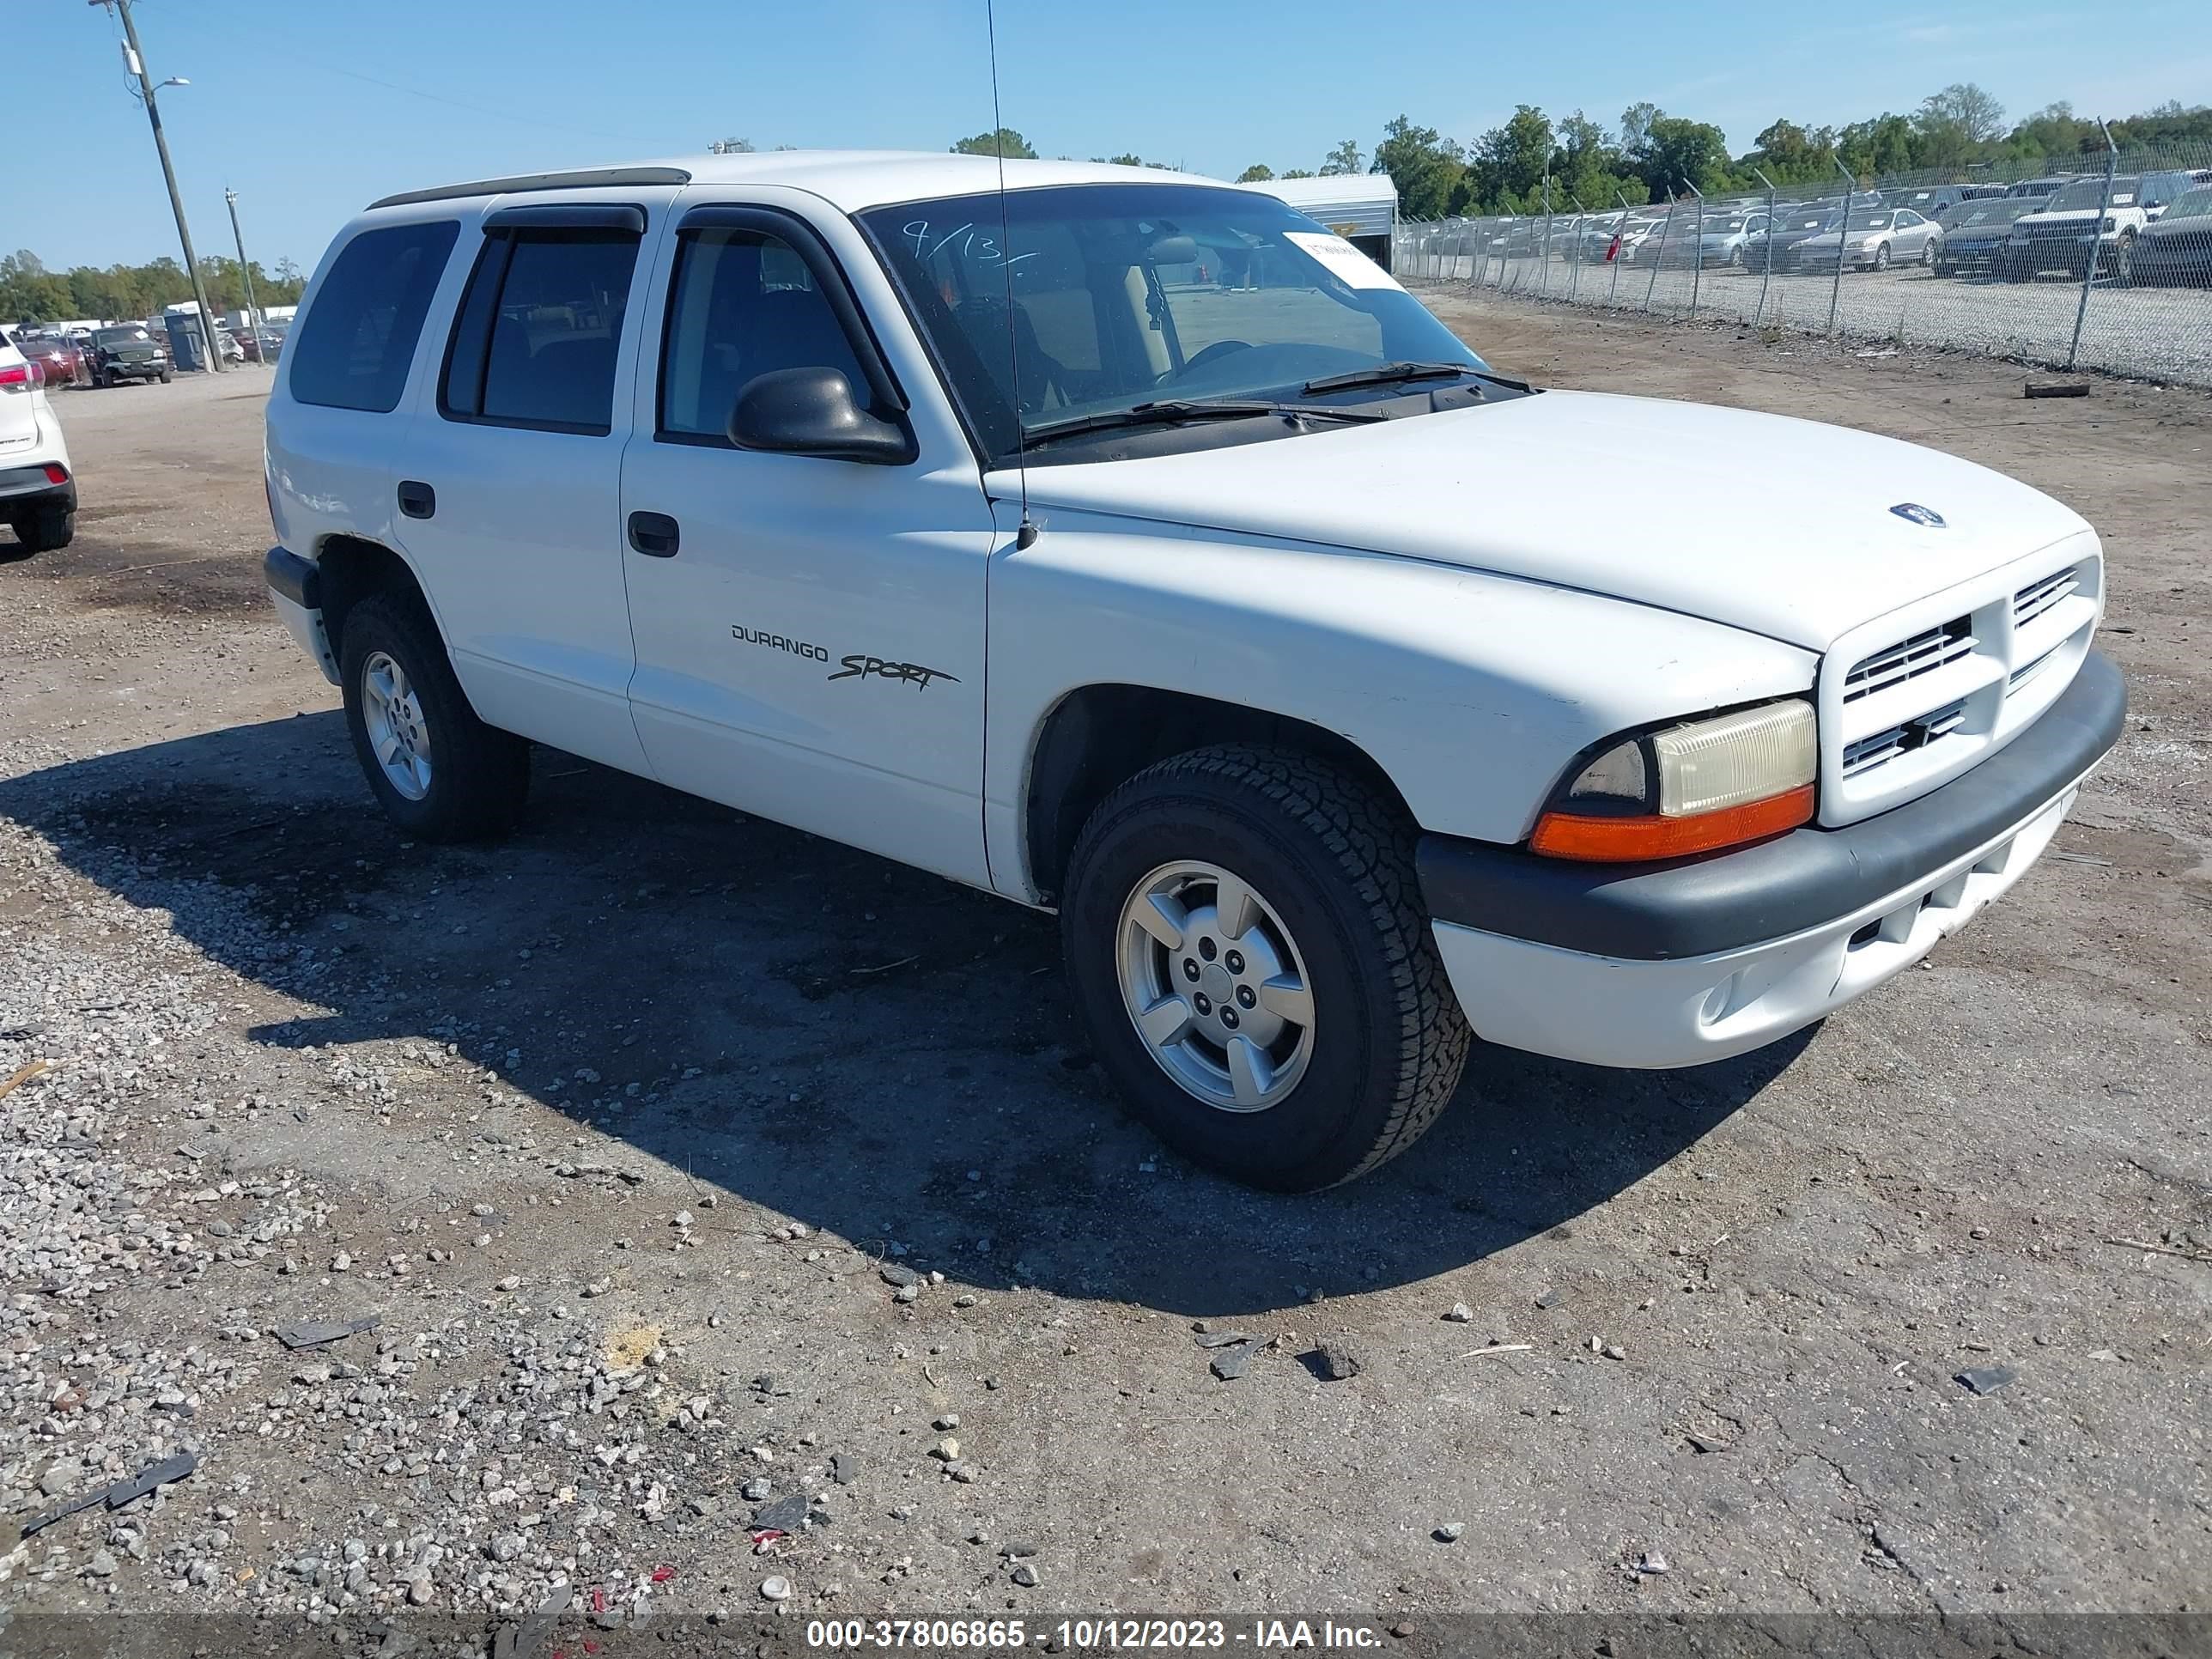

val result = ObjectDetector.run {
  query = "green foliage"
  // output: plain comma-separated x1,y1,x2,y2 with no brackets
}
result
1236,163,1275,183
2,247,304,326
1319,138,1362,176
1371,116,1465,219
950,127,1036,159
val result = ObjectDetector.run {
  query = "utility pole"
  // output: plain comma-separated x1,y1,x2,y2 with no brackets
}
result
225,187,261,356
93,0,223,371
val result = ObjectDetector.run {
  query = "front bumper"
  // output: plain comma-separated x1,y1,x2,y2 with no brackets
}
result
1418,650,2124,1068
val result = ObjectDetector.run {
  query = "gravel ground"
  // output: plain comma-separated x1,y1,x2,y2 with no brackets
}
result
1401,246,2212,385
0,319,2208,1656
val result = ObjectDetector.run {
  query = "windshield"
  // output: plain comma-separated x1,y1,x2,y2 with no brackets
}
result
1958,203,2027,228
2047,177,2138,211
858,183,1485,462
94,327,151,345
1849,213,1894,231
2160,186,2212,220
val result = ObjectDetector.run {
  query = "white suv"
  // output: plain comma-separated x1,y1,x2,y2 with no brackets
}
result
0,335,76,554
263,153,2123,1189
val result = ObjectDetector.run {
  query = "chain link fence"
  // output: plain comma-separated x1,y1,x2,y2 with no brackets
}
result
1393,142,2212,385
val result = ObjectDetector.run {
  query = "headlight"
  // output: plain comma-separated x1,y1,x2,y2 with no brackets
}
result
1530,699,1817,862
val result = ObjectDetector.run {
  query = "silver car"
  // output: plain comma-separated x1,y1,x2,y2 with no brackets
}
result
1792,207,1941,272
1697,210,1771,267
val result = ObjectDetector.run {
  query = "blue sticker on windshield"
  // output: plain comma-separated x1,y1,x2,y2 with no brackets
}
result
1890,503,1946,528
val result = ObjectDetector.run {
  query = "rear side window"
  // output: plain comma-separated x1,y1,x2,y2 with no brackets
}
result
441,228,641,435
288,220,459,412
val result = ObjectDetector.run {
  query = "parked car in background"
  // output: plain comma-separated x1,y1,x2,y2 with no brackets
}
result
1932,199,2039,276
1886,185,1967,219
236,321,288,362
2125,184,2212,287
13,331,88,389
1696,210,1770,266
87,324,172,386
0,335,76,553
1747,205,1841,270
1999,170,2205,281
258,150,2122,1190
1791,207,1941,272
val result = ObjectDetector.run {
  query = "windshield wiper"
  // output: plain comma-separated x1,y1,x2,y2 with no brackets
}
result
1022,398,1387,447
1299,361,1531,396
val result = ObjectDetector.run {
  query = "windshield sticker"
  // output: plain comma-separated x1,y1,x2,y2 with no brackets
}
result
1285,231,1405,292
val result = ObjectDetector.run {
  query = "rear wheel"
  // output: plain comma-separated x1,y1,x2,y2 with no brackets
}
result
338,593,530,842
9,506,72,554
1060,745,1470,1191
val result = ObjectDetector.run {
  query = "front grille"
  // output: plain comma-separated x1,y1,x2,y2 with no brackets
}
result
1842,697,1969,777
1821,549,2100,823
2014,568,2079,627
1843,619,1976,703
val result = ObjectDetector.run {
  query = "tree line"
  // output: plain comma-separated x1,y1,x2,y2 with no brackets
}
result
953,93,2211,220
3,248,307,328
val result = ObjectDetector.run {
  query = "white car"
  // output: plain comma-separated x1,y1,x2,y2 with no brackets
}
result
261,152,2123,1190
2002,169,2212,280
0,335,76,554
1793,207,1942,271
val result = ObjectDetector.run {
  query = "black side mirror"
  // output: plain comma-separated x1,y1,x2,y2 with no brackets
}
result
728,367,914,465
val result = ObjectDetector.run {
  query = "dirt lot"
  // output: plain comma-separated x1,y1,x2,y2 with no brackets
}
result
1,303,2208,1651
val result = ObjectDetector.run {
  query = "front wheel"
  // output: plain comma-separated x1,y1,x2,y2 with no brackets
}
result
2110,234,2136,286
1922,240,1936,268
1873,243,1892,272
157,368,173,385
1060,746,1470,1191
338,594,530,842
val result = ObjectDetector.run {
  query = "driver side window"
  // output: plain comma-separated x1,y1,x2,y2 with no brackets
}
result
658,227,872,444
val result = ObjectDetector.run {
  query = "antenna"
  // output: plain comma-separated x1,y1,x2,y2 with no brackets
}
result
983,0,1036,550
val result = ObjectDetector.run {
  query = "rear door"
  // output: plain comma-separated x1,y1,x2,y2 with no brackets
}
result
0,343,40,457
394,186,681,775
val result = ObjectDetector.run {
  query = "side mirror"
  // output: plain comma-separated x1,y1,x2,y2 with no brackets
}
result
728,367,915,465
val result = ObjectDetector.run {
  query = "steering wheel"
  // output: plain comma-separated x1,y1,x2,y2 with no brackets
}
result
1168,339,1255,380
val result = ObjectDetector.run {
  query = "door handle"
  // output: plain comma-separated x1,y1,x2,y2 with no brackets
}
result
397,480,435,520
627,510,680,558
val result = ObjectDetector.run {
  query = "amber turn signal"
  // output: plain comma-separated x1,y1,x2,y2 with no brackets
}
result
1529,783,1816,863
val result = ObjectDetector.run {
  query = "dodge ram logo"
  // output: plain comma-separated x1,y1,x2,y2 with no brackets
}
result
1889,503,1946,528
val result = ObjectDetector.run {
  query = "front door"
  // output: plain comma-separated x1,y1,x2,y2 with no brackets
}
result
618,191,998,888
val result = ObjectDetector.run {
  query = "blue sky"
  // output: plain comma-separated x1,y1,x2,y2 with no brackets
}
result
7,0,2205,272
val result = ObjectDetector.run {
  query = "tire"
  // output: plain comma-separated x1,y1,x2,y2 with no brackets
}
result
1921,240,1936,268
337,592,530,842
157,369,173,385
10,506,73,554
91,369,107,389
1060,745,1471,1191
2111,233,2136,286
1873,243,1892,272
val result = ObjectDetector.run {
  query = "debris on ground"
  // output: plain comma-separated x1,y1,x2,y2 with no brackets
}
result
1193,1328,1253,1349
22,1449,200,1537
1306,1340,1364,1381
1209,1341,1257,1382
273,1313,381,1350
1435,1522,1465,1543
1954,1365,2018,1395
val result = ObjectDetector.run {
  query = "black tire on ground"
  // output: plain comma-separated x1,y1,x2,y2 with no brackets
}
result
2111,234,2136,286
157,369,173,384
1060,744,1471,1192
1874,243,1891,271
9,507,73,554
91,369,107,389
337,592,530,842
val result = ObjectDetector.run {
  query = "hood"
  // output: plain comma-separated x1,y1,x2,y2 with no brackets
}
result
1000,390,2091,651
2014,209,2104,227
2143,214,2212,240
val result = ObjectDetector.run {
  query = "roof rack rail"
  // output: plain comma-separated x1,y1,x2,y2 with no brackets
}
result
368,166,693,210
